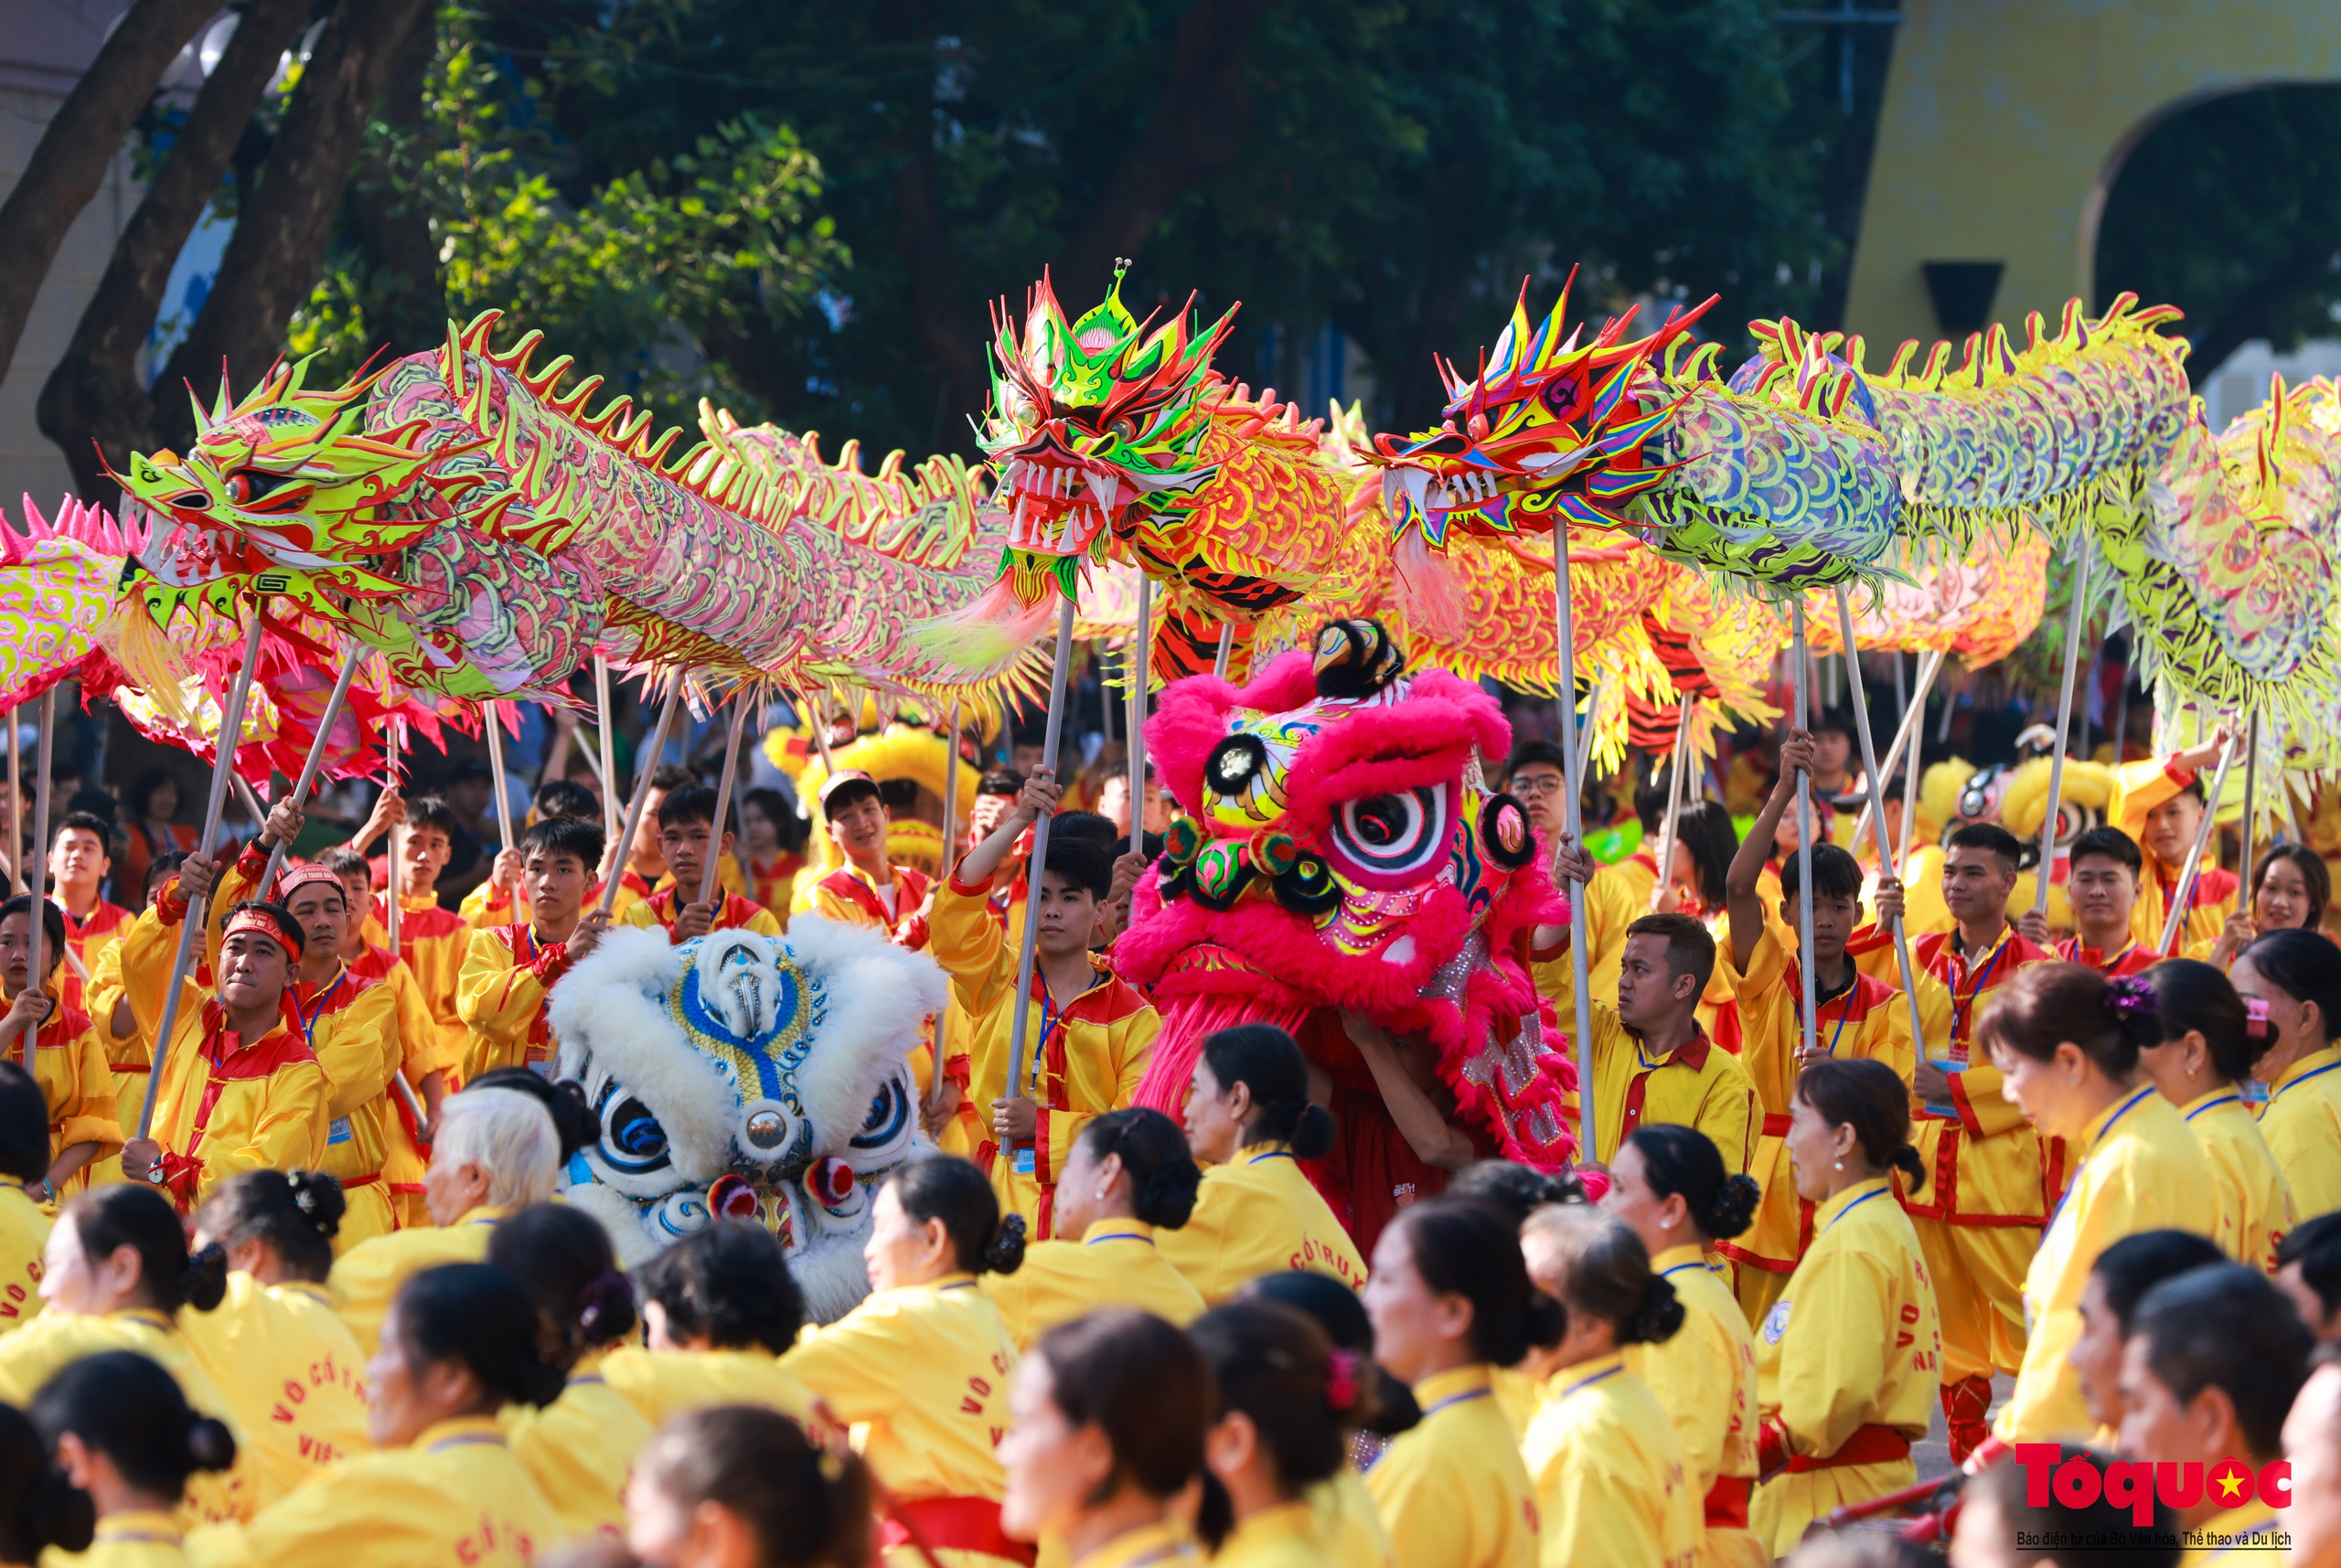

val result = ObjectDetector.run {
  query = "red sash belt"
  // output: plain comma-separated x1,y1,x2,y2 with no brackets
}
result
340,1173,382,1189
1785,1424,1911,1473
879,1498,1034,1564
1761,1113,1792,1136
1704,1475,1752,1528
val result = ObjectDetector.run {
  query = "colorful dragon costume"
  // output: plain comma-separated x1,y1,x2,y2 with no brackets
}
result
928,267,1353,681
117,314,1032,709
544,917,939,1319
1117,621,1572,1250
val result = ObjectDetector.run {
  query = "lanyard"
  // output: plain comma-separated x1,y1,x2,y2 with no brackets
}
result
2185,1093,2241,1123
2048,1086,2156,1233
1792,963,1858,1059
1950,932,2013,1044
1822,1186,1889,1236
293,970,348,1047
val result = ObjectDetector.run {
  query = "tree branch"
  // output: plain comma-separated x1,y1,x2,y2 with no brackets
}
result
155,0,433,448
0,0,220,397
339,13,444,358
37,0,317,501
1057,0,1269,302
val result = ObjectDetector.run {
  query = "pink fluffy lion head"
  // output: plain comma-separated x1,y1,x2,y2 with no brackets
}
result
1118,620,1575,1168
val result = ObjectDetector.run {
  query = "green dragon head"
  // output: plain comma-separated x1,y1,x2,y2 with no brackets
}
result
1371,274,1714,547
979,263,1236,596
118,355,458,612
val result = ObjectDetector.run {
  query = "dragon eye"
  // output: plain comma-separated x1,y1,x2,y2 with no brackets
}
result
1330,785,1449,880
1108,417,1137,440
223,469,298,508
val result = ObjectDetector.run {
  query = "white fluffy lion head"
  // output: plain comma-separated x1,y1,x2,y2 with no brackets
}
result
544,916,945,1320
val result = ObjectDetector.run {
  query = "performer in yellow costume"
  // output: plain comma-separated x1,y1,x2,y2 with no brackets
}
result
1750,1060,1941,1556
1359,1200,1549,1568
1517,1207,1701,1568
1190,1302,1357,1568
1601,1126,1767,1568
601,1221,816,1428
2234,931,2341,1221
32,1349,238,1566
184,1263,562,1567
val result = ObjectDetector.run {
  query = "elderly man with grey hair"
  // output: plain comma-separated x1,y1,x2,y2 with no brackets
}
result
326,1085,562,1352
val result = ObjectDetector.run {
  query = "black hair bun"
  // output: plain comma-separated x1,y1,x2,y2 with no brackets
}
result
1625,1274,1685,1347
27,1465,92,1556
1136,1163,1202,1232
183,1242,230,1314
1290,1102,1336,1162
187,1416,238,1475
286,1171,347,1238
1703,1174,1761,1242
981,1213,1028,1276
575,1268,638,1346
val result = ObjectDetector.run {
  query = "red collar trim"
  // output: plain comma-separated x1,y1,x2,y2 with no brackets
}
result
195,1001,317,1080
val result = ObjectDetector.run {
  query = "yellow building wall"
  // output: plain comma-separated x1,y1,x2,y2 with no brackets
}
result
1844,0,2341,357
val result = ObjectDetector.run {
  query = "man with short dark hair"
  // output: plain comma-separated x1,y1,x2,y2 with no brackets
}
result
1876,817,2054,1462
1543,827,1757,1175
805,770,929,949
352,795,473,1060
458,774,604,931
45,810,127,1016
933,770,1157,1238
620,784,781,942
2112,723,2241,954
1511,740,1647,1010
1721,727,1929,1321
2121,1263,2307,1546
2071,1229,2226,1439
2022,825,2154,976
459,816,610,1083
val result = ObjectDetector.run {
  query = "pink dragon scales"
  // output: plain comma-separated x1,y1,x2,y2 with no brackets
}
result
1116,620,1573,1253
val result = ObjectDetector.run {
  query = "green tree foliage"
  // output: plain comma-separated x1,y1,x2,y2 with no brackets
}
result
289,10,846,431
2095,85,2341,388
453,0,1835,455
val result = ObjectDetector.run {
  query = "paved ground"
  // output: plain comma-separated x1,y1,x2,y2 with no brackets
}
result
1915,1373,2014,1485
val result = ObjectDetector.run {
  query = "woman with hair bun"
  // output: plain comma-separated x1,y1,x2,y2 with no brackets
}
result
602,1221,817,1429
1157,1027,1364,1305
1517,1208,1698,1568
0,1401,91,1564
781,1156,1029,1566
998,1309,1210,1566
2234,928,2341,1220
0,1187,248,1522
1602,1125,1765,1568
1978,964,2213,1445
183,1170,370,1505
1750,1058,1941,1554
626,1405,874,1568
33,1349,233,1562
1190,1302,1361,1566
980,1108,1205,1348
488,1204,652,1540
185,1263,561,1567
1360,1199,1553,1568
2133,959,2295,1269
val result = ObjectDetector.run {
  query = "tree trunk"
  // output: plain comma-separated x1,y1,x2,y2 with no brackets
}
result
37,0,318,502
154,0,433,449
340,13,444,357
1056,0,1269,304
0,0,221,398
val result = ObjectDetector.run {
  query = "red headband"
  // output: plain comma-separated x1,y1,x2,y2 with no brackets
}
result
222,905,303,955
274,861,347,904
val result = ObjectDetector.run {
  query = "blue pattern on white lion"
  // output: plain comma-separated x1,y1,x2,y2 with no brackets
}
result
544,916,943,1320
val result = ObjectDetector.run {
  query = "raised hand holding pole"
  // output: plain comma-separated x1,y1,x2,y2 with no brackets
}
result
260,643,369,891
1005,599,1081,1121
1833,588,1929,1061
1790,601,1818,1060
136,614,268,1142
2035,540,2094,918
1552,529,1598,1160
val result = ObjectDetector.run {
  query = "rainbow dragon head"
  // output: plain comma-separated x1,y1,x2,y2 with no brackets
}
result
1117,621,1575,1170
979,264,1237,599
117,356,474,620
1371,275,1715,547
